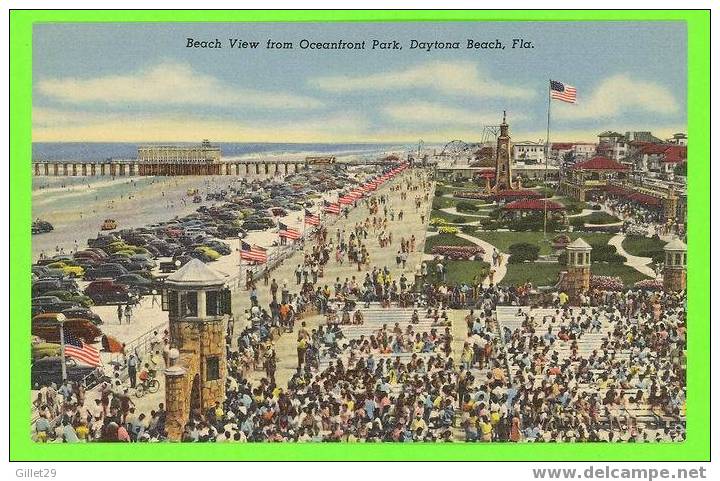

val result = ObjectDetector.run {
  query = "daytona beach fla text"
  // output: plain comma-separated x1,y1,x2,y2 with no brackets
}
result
185,38,534,50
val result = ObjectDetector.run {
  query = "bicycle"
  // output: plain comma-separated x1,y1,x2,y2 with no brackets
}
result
134,370,160,398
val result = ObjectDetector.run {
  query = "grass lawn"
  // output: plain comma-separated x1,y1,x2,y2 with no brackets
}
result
592,263,652,285
432,194,492,211
500,260,651,287
468,231,615,256
622,235,667,258
555,196,589,215
501,262,562,287
424,233,476,253
571,211,622,226
430,209,471,224
425,259,490,286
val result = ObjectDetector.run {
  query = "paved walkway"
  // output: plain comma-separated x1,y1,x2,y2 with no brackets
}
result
439,206,490,218
567,208,595,218
609,233,657,278
232,171,434,386
455,232,508,285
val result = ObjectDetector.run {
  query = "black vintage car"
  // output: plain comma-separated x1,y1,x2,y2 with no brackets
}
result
32,220,54,235
31,357,101,389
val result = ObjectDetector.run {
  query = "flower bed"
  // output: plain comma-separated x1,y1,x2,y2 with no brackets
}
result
453,191,489,200
438,226,459,234
634,278,664,290
430,245,485,260
590,275,624,291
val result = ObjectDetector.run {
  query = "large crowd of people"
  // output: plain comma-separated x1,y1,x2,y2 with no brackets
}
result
31,167,686,444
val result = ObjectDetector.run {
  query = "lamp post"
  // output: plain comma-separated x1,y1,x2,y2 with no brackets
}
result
57,313,68,382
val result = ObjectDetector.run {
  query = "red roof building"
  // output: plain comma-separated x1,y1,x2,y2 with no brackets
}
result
494,189,542,199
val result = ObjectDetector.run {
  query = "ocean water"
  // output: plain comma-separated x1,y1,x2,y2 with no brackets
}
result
32,142,410,163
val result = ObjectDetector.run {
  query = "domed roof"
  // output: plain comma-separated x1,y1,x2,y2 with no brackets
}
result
166,258,226,287
664,238,687,251
566,238,592,250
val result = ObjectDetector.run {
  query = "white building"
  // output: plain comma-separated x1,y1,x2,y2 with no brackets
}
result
512,141,545,164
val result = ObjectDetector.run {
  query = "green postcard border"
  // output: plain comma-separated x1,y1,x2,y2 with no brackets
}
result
9,9,710,461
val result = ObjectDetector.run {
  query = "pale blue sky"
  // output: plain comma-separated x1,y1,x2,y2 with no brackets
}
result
32,21,687,143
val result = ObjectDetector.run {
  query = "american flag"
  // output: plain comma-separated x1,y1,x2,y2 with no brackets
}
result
339,194,355,205
240,241,267,263
550,80,577,104
304,209,320,226
323,200,341,214
64,331,101,367
350,189,364,199
278,221,302,240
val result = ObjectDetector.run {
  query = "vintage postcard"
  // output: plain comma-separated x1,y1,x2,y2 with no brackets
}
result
9,10,710,463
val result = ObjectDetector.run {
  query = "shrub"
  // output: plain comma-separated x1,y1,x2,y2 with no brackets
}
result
456,201,479,212
438,226,459,234
508,242,540,264
591,204,602,211
452,216,468,224
435,187,447,197
591,244,625,264
429,217,449,226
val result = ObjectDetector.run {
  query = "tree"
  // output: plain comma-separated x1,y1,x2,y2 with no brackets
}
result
674,162,687,177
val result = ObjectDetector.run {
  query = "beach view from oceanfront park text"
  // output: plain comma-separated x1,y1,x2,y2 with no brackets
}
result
30,21,687,444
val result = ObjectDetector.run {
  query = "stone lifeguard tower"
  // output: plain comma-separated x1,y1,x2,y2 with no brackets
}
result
563,238,592,303
663,238,687,292
162,259,231,441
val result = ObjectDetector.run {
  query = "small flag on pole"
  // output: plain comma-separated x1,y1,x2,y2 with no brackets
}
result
323,200,341,214
304,209,320,226
240,241,268,263
64,332,102,367
550,80,577,104
278,221,302,240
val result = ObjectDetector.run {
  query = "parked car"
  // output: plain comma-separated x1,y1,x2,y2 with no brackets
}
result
45,261,84,278
84,263,129,280
115,273,154,295
61,306,103,325
84,279,133,304
32,219,54,235
31,357,101,389
32,314,102,343
31,295,78,313
101,219,118,230
203,240,231,256
43,290,94,308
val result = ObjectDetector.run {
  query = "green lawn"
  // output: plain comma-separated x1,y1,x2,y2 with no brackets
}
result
555,196,589,215
592,263,652,284
432,194,492,211
430,209,471,224
571,211,622,226
468,231,615,256
501,262,562,287
500,260,651,287
424,233,476,253
622,235,667,259
425,259,490,286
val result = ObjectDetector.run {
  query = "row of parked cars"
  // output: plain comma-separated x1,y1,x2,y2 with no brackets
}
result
30,166,373,388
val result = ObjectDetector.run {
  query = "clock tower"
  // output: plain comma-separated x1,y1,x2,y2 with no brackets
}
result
494,111,513,190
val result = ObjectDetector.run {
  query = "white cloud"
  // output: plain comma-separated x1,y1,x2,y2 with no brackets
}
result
36,62,323,109
383,101,526,127
32,107,368,142
554,74,680,120
310,61,534,99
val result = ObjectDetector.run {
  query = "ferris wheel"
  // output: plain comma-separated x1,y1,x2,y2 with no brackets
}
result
440,140,470,157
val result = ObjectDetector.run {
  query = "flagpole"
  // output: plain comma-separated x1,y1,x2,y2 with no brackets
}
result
58,314,68,382
544,79,552,242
